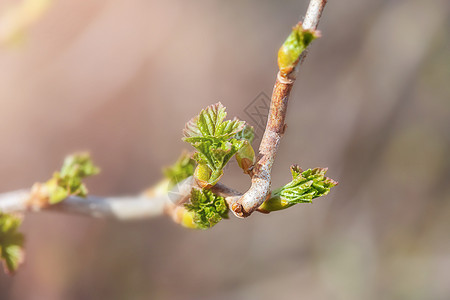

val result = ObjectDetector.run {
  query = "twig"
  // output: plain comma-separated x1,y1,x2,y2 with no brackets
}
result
0,189,168,220
0,177,243,221
302,0,327,30
232,0,327,217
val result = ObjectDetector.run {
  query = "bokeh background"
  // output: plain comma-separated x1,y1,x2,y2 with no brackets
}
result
1,0,449,299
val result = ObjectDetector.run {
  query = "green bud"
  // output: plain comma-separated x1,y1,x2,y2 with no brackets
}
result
45,176,69,204
258,165,337,212
185,188,229,229
258,195,292,212
171,206,199,229
235,142,255,174
193,164,223,188
43,153,100,204
180,209,198,229
278,23,319,75
183,103,248,188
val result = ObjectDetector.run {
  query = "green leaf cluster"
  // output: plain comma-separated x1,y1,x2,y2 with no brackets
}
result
0,213,24,275
185,188,229,229
278,23,319,75
259,165,337,212
183,103,249,187
45,153,100,204
163,151,196,189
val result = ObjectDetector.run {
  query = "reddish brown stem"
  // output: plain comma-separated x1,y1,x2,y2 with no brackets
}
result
232,0,327,217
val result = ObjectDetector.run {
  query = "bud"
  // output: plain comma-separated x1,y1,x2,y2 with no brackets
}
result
180,209,198,228
258,195,291,212
171,206,199,229
235,142,255,174
193,164,223,188
278,23,320,76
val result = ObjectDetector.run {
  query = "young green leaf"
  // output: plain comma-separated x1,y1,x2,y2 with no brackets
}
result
183,102,246,141
0,213,25,275
185,188,229,229
45,153,100,204
60,153,100,179
278,23,320,75
192,138,246,186
183,103,248,187
259,165,337,212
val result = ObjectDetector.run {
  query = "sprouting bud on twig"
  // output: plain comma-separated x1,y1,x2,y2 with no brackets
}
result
183,103,247,188
278,23,320,76
258,165,337,212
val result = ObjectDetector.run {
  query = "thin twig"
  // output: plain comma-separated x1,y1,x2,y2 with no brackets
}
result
302,0,327,30
0,189,168,220
0,177,243,221
232,0,327,217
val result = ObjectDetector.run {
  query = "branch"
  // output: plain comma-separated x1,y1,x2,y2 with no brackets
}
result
302,0,327,30
232,0,327,217
0,189,167,220
0,177,242,221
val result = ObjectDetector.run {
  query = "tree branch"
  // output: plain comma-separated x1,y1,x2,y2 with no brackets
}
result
0,189,168,220
0,177,243,221
232,0,327,217
302,0,327,30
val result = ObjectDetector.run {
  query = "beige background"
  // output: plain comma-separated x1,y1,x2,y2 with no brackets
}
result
1,0,450,299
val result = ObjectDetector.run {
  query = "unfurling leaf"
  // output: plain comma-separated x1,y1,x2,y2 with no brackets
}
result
183,103,248,187
191,138,245,187
278,23,320,75
185,188,229,229
45,153,100,204
0,213,25,275
183,102,245,141
259,165,337,212
59,153,100,179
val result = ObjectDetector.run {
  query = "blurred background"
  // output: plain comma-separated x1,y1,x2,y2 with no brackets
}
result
1,0,449,299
